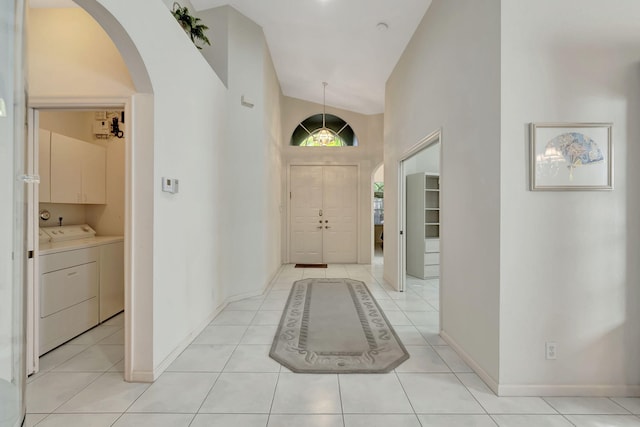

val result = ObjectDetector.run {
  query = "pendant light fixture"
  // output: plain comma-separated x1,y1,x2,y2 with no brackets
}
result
312,82,338,146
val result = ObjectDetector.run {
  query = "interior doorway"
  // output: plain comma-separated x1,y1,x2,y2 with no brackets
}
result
26,105,128,377
372,164,384,261
289,165,358,264
398,130,441,293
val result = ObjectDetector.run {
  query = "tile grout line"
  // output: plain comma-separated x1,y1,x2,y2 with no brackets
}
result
33,369,110,419
190,370,223,421
36,265,639,426
450,371,491,416
336,374,346,426
607,396,634,414
265,365,282,427
392,369,421,419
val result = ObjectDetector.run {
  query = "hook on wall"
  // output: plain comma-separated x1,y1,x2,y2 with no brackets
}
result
111,117,124,138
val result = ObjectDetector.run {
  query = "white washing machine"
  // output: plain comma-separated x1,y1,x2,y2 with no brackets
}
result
38,224,124,355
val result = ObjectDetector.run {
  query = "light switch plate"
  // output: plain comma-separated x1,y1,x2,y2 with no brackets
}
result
161,177,179,194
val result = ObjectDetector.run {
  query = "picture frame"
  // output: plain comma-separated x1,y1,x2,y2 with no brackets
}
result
530,122,613,191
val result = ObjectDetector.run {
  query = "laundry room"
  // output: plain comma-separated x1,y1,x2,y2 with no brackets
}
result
35,109,125,359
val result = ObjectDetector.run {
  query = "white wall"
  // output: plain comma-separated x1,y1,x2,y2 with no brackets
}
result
28,1,284,380
264,43,284,280
206,7,282,300
27,8,135,97
0,0,24,384
28,1,230,379
373,165,384,183
85,129,126,236
198,6,229,87
385,0,501,383
499,0,640,395
281,97,384,264
38,111,95,142
88,0,228,374
403,142,440,176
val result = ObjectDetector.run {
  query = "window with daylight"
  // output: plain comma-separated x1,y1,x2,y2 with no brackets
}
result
290,114,358,147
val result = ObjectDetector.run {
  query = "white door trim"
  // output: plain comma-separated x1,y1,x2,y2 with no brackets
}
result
286,162,361,264
28,96,134,381
397,129,442,293
26,108,39,376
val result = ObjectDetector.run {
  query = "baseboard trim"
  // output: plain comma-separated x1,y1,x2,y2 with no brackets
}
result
498,384,640,397
382,273,398,291
143,266,281,382
440,330,499,394
440,333,640,397
128,370,155,383
150,306,223,381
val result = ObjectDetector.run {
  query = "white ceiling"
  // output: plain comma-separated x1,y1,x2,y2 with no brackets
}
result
191,0,432,114
29,0,432,115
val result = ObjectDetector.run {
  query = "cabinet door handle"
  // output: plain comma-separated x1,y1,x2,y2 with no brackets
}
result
67,271,78,277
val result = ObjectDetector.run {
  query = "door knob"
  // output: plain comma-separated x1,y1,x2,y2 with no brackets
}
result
325,226,331,229
325,220,328,223
317,226,323,229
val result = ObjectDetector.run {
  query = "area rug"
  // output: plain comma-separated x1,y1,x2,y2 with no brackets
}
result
294,264,328,268
270,278,409,373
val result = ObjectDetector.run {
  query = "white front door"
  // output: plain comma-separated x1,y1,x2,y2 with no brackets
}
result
290,166,358,264
290,166,324,264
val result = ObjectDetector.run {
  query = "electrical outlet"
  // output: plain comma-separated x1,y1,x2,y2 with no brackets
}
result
546,342,557,360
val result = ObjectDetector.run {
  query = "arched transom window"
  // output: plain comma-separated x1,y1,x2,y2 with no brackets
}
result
290,114,358,147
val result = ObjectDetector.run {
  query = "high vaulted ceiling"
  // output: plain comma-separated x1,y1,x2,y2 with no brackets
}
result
192,0,432,114
30,0,432,115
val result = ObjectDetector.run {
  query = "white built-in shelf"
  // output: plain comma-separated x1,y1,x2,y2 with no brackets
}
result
407,172,440,279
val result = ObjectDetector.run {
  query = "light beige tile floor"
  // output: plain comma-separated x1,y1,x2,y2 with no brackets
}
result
24,258,640,427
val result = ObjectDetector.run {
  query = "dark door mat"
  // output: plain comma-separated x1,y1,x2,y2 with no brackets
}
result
295,264,328,268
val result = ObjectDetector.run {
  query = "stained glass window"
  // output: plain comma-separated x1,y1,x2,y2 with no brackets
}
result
290,114,358,147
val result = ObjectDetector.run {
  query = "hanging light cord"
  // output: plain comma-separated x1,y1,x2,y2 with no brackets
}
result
322,82,327,129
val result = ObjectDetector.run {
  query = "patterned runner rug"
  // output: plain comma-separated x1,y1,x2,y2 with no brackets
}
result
270,278,409,373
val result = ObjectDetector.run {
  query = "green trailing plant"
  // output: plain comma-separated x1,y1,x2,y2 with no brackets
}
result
172,2,211,50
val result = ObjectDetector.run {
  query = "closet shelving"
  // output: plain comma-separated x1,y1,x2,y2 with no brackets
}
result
407,173,440,279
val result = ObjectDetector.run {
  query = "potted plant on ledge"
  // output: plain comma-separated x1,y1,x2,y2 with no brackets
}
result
172,2,211,50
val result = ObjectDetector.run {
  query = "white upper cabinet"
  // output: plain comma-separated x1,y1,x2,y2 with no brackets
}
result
50,133,83,203
49,132,106,204
81,142,107,204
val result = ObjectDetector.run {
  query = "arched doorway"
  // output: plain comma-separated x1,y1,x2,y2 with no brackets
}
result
26,1,154,383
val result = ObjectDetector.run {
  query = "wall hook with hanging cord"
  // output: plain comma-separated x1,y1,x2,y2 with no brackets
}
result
111,117,124,138
94,111,124,139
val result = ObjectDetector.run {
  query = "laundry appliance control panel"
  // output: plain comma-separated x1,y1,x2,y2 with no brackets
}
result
40,224,96,243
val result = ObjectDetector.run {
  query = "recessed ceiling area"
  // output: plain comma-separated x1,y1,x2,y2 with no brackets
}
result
191,0,432,114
